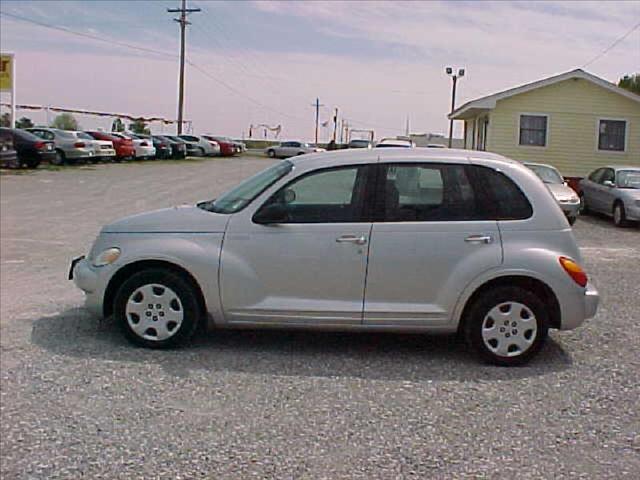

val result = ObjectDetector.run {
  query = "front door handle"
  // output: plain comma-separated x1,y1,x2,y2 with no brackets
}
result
465,234,493,244
336,235,367,245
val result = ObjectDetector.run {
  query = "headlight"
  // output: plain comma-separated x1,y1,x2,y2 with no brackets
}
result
92,247,121,267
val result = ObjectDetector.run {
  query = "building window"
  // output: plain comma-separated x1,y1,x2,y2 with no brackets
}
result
598,119,626,152
519,114,547,146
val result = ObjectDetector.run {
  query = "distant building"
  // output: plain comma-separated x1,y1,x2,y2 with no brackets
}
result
410,133,464,148
448,69,640,177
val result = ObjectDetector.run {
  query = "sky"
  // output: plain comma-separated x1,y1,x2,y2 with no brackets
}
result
0,0,639,141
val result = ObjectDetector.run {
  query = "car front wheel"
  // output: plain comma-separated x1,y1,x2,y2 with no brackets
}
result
114,269,201,348
267,149,276,158
464,286,549,366
613,202,629,227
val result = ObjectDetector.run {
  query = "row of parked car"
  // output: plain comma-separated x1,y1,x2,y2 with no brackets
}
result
0,127,247,168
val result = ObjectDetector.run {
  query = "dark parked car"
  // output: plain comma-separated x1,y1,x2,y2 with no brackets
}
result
164,135,202,157
129,134,172,160
85,131,135,161
154,135,186,159
0,128,56,168
0,128,18,168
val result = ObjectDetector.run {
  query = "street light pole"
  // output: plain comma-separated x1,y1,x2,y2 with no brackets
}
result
446,66,465,148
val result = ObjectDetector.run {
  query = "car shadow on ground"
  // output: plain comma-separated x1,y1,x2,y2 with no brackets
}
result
31,308,573,383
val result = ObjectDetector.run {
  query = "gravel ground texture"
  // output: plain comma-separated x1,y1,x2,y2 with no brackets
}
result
1,157,639,479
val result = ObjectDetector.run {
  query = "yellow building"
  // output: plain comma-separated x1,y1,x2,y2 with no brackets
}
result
449,69,640,178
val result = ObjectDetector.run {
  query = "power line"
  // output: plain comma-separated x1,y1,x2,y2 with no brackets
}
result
0,10,304,121
0,11,177,60
582,21,640,68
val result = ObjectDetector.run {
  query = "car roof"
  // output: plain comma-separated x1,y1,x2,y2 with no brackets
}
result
609,165,640,171
289,147,514,167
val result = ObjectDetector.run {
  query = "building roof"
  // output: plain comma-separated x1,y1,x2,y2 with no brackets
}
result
449,69,640,120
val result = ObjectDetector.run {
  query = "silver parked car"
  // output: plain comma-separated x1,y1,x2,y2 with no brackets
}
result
524,162,580,225
26,127,96,165
177,135,218,157
579,166,640,227
265,141,325,158
70,148,598,366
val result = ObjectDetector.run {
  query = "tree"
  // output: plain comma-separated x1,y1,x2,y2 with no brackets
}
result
618,74,640,95
15,116,34,129
51,113,79,131
111,118,125,132
0,113,10,127
129,119,150,135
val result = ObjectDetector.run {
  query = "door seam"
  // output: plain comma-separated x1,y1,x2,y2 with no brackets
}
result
360,222,374,324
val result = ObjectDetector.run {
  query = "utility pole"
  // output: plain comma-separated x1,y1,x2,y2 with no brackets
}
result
332,107,339,143
168,0,200,134
311,98,324,145
445,66,465,148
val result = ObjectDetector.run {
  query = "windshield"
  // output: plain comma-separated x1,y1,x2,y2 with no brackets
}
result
199,160,293,214
526,164,563,184
617,170,640,189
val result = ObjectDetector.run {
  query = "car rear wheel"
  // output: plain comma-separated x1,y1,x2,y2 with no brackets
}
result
52,149,65,166
114,269,202,348
613,202,629,227
463,286,549,366
267,149,276,158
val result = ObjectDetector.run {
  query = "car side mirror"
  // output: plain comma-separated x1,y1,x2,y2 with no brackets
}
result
603,180,615,188
253,203,289,224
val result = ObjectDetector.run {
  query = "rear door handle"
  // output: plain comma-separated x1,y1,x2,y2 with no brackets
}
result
336,235,367,245
465,234,493,244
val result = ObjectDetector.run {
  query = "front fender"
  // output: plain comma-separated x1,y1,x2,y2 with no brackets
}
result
99,233,224,323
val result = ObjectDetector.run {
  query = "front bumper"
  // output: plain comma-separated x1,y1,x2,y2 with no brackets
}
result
70,256,105,317
65,148,95,160
559,200,580,218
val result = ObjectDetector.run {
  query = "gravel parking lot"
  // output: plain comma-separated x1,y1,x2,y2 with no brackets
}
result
1,157,639,479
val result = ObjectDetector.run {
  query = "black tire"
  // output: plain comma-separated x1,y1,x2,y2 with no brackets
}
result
267,149,276,158
579,193,589,215
463,286,549,366
113,269,202,349
52,149,66,166
613,201,629,227
568,216,577,226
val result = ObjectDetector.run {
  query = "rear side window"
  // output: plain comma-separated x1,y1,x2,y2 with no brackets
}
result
378,164,478,221
468,166,533,220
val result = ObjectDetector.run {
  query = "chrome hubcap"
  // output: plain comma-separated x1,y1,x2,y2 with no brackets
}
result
481,301,537,357
125,284,183,341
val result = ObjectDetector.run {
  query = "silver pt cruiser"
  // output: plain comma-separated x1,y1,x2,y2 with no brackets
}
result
71,149,599,366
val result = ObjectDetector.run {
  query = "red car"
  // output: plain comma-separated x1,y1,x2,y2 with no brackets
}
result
202,135,235,156
85,131,135,161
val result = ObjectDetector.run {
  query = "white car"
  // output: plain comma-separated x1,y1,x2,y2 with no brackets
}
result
72,131,116,162
71,148,598,366
265,141,325,158
375,138,415,148
524,162,580,225
113,132,156,160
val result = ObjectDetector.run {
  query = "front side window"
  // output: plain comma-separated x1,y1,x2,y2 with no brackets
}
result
588,168,605,183
380,164,476,221
519,114,547,147
201,160,293,214
259,166,369,223
598,119,626,151
599,168,615,185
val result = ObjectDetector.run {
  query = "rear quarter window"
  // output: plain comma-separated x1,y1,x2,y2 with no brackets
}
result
469,166,533,220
